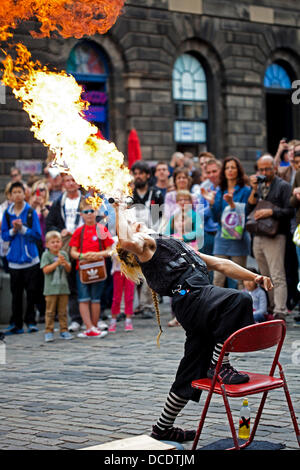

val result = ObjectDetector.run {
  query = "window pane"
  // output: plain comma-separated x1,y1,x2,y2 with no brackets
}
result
173,53,207,101
264,63,292,90
174,121,206,143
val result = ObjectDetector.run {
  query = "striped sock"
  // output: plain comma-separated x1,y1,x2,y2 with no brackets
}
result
211,342,230,367
156,391,188,431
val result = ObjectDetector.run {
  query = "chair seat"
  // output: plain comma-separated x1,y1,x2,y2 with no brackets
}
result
191,372,284,397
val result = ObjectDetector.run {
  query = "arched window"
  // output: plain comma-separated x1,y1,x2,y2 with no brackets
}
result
67,40,110,139
264,62,293,155
173,53,208,149
264,63,292,90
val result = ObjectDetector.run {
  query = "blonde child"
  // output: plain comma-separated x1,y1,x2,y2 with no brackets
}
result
41,231,73,342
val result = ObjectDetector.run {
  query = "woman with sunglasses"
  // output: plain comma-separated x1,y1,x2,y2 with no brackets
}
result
30,180,51,250
69,199,115,337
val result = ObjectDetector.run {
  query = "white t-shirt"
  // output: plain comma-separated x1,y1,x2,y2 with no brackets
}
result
64,196,81,233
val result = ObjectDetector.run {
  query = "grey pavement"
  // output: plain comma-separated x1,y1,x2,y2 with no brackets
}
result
0,302,299,451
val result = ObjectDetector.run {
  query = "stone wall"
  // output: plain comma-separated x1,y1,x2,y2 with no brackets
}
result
0,0,300,185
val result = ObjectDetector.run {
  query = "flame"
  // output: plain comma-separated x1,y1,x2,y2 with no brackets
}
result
0,0,132,207
0,0,125,40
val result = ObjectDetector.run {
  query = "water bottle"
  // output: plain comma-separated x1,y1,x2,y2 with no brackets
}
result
238,398,251,439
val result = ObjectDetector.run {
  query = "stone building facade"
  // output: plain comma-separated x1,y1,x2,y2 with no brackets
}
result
1,0,300,187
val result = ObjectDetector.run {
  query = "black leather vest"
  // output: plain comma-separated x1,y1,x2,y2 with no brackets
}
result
138,235,210,296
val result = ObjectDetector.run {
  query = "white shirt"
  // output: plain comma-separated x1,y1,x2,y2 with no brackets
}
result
64,196,81,233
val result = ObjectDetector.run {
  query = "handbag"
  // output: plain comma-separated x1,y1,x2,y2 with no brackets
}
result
78,225,107,284
221,202,245,240
245,200,279,237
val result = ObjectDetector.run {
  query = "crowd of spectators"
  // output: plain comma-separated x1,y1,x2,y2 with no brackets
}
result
1,137,300,342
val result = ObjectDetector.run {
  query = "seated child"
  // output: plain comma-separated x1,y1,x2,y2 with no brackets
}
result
243,267,268,323
40,231,73,342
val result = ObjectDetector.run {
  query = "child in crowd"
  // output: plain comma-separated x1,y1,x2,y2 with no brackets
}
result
1,181,41,335
243,267,269,323
40,231,73,342
109,247,135,333
69,199,114,338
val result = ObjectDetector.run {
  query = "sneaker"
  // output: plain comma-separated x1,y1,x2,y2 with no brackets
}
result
294,316,300,327
45,332,54,342
77,327,107,338
151,424,196,443
141,308,155,319
116,313,126,322
124,320,133,332
4,325,24,336
68,321,81,332
97,321,108,331
207,363,249,385
108,322,117,333
27,324,39,333
60,331,74,340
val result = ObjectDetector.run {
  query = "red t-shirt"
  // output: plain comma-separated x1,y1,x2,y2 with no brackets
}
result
69,223,114,268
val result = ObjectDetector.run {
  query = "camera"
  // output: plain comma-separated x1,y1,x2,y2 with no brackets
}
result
256,175,266,184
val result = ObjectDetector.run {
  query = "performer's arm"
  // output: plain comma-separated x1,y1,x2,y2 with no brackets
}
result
198,252,273,291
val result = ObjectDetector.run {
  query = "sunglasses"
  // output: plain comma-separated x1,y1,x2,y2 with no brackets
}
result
82,209,95,214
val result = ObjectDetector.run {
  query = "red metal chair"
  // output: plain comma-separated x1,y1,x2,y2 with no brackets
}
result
191,320,300,450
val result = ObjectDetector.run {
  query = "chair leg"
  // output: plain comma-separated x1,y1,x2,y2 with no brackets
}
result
220,384,240,450
279,366,300,447
245,390,269,447
191,388,214,451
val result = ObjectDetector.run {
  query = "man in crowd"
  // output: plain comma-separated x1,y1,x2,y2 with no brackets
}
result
46,173,84,332
153,161,170,200
131,161,164,319
247,155,294,321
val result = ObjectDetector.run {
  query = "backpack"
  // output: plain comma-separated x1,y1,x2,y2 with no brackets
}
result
5,206,34,229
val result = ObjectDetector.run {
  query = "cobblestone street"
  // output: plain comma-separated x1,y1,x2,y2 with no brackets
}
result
0,304,299,451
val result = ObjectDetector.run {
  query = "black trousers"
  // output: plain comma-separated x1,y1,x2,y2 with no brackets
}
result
170,285,254,402
9,264,41,329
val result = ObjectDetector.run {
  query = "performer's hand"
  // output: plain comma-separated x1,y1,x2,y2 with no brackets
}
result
254,275,273,291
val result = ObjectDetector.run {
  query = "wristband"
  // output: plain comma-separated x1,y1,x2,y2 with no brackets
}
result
79,253,83,260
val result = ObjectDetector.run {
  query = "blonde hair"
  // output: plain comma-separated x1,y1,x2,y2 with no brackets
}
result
176,189,192,202
116,244,163,346
45,231,62,243
32,179,49,205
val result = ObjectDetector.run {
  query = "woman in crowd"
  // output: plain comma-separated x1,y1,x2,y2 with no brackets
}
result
201,156,251,289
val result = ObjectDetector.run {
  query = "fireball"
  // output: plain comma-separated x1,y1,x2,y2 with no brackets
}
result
0,0,131,207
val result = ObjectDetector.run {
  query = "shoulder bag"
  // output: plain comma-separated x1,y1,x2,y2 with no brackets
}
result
245,200,279,237
78,225,107,284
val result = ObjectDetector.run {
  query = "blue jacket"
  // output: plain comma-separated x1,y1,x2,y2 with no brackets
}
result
1,202,41,266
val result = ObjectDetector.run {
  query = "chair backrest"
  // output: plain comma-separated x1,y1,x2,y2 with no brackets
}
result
223,320,286,354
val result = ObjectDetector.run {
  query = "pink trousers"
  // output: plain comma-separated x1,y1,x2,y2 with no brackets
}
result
111,271,135,316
